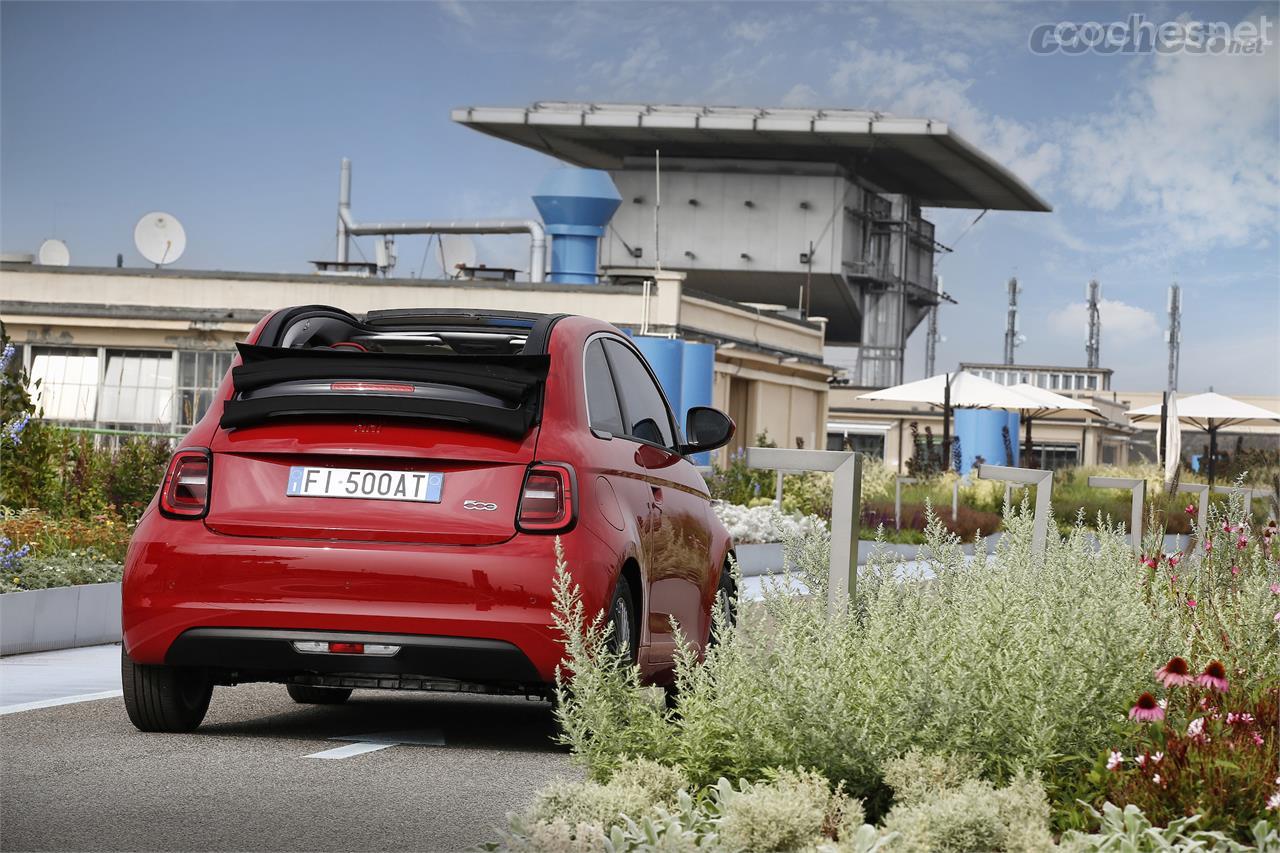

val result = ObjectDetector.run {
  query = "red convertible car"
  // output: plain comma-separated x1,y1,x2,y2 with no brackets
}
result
121,306,736,732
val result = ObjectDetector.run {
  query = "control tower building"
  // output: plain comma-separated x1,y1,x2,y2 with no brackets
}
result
453,102,1050,387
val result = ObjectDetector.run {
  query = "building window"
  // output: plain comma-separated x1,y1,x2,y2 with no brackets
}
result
29,346,100,422
1028,443,1079,470
98,350,175,426
1087,374,1098,390
1049,373,1060,390
177,350,235,428
827,432,885,457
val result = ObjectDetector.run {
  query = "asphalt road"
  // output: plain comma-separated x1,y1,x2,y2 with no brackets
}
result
1,684,576,852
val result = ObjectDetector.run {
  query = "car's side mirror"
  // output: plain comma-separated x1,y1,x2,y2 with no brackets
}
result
680,406,735,455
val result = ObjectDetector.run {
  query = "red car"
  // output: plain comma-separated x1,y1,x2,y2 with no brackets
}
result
121,306,736,732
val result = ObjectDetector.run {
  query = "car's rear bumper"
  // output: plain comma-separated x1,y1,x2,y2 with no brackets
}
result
122,510,617,686
166,628,544,691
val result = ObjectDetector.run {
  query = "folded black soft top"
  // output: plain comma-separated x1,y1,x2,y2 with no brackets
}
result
219,343,551,436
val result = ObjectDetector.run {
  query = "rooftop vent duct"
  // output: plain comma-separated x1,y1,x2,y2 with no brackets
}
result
532,168,621,285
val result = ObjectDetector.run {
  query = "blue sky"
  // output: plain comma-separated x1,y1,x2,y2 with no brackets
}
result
2,1,1277,394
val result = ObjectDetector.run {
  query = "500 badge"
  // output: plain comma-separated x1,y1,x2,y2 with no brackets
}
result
463,500,498,511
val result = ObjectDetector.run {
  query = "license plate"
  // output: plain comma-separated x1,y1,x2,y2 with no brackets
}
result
285,466,443,503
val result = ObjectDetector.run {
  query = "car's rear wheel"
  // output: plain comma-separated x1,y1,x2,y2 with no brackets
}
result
286,684,353,705
121,648,213,733
607,578,638,666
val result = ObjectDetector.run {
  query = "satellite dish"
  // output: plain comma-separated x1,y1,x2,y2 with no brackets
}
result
37,239,70,266
438,234,477,278
133,212,186,266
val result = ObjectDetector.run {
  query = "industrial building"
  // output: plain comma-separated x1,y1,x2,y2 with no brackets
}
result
10,100,1266,470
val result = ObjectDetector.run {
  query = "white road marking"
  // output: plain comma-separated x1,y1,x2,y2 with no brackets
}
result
0,690,123,716
304,728,446,759
304,742,396,760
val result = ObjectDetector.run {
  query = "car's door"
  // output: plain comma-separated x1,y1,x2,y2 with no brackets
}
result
598,338,714,662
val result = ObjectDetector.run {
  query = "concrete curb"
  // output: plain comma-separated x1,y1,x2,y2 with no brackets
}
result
0,582,121,656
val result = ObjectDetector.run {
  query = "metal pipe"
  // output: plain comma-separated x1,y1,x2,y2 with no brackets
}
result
339,209,547,283
337,158,351,264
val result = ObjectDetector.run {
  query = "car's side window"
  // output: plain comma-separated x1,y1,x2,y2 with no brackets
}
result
601,339,675,449
584,339,626,436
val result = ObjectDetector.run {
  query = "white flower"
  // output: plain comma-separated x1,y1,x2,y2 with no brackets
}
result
1268,791,1280,811
1106,750,1123,771
1153,773,1162,785
1187,717,1205,738
1135,754,1146,766
1152,752,1163,763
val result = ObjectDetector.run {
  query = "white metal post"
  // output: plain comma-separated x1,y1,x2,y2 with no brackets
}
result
1087,476,1146,552
952,478,959,523
895,476,916,530
746,447,862,615
978,464,1054,555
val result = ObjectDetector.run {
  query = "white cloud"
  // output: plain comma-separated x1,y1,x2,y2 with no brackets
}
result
780,83,819,107
828,41,1061,189
1060,12,1280,251
729,19,771,44
438,0,473,27
1048,298,1160,341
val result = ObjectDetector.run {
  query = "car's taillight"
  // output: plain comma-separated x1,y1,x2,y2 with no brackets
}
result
159,448,211,519
517,462,577,533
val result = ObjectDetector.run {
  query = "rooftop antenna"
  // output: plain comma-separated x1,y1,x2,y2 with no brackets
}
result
1002,276,1024,365
37,238,70,266
133,212,186,267
1085,279,1101,368
1166,283,1181,391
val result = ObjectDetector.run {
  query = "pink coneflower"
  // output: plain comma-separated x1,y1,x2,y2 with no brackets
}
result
1231,565,1241,576
1168,553,1181,568
1186,598,1197,609
1237,535,1248,550
1254,732,1266,746
1222,520,1234,534
1185,503,1197,516
1197,660,1230,692
1156,656,1194,687
1106,750,1123,770
1130,692,1165,723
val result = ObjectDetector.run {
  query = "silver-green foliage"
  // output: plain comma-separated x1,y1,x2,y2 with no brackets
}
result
1059,802,1278,852
880,750,1054,852
628,507,1161,794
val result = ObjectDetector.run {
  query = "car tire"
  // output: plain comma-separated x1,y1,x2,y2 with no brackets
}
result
286,684,353,705
607,578,638,666
121,648,213,733
709,564,737,647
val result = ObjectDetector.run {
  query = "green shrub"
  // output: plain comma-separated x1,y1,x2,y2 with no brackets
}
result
549,505,1207,829
0,550,122,593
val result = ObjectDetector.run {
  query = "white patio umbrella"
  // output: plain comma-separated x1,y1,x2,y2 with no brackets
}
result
858,372,1041,470
1128,392,1280,485
1157,392,1181,489
1008,383,1099,467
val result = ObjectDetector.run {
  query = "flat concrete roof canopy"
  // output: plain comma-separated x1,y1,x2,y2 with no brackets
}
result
451,102,1052,213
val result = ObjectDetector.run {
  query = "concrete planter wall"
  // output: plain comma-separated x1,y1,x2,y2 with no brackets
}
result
0,582,121,656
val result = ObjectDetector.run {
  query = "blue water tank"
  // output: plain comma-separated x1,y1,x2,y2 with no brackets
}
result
532,168,622,284
679,342,716,464
954,409,1021,472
